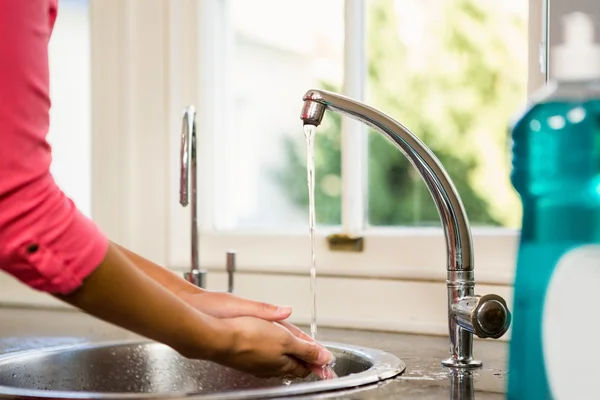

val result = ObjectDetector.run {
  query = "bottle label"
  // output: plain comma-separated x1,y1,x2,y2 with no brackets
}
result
542,244,600,399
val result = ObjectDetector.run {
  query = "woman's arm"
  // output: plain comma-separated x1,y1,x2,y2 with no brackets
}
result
113,242,294,321
54,243,227,359
55,242,333,378
0,0,332,378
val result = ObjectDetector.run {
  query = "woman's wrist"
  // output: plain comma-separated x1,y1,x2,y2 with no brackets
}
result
106,242,237,361
112,241,205,299
175,313,236,362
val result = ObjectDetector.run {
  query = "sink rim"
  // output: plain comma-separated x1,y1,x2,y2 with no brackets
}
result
0,339,405,400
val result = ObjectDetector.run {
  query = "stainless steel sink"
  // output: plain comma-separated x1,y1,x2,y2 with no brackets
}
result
0,340,405,399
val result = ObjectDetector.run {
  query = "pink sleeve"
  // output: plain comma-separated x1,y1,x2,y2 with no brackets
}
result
0,0,109,295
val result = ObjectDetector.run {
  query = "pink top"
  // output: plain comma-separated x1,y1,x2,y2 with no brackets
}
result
0,0,109,294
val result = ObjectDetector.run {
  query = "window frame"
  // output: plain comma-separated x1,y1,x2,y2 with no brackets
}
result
93,0,545,282
0,0,546,315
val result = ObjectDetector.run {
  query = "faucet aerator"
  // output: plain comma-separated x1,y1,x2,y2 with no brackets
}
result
300,100,326,127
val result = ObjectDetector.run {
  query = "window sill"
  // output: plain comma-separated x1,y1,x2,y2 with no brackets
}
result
171,227,519,286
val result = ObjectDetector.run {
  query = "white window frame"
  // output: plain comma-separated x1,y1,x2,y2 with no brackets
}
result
85,0,547,287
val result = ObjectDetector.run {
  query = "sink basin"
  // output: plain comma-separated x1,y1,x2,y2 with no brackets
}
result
0,340,405,399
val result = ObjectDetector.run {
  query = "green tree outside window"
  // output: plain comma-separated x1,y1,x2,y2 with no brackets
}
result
273,0,525,228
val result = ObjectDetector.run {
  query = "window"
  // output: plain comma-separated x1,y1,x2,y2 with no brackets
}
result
47,0,92,218
209,0,530,234
84,0,546,284
214,0,345,230
170,0,542,284
365,0,528,229
0,0,547,314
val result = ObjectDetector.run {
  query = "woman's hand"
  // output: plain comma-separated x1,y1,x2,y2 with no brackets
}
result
104,243,336,379
180,290,292,320
276,320,338,380
112,243,296,322
56,244,333,380
181,291,336,379
200,316,334,379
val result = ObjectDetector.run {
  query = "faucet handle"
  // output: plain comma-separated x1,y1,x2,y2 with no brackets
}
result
452,294,511,339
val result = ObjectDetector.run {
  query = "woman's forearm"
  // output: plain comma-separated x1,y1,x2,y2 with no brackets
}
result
115,243,299,323
113,242,201,297
54,242,228,358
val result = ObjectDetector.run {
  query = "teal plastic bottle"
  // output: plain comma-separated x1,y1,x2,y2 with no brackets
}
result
508,12,600,400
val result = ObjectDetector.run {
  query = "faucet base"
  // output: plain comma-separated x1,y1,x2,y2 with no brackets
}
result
441,358,482,369
184,270,207,288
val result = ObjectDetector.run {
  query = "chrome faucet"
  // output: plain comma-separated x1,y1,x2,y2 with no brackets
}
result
300,89,511,369
180,105,204,287
179,106,236,292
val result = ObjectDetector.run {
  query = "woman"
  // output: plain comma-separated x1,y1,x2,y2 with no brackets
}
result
0,0,333,379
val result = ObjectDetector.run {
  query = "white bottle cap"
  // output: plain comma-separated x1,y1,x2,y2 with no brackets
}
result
552,12,600,81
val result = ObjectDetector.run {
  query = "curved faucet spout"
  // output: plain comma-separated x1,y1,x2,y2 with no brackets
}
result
300,89,511,368
301,89,472,272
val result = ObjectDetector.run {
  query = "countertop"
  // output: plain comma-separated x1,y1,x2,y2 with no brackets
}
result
0,307,508,399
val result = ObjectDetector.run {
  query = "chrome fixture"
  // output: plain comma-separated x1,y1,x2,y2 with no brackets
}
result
180,106,205,288
179,106,235,292
226,250,236,293
449,370,474,400
300,89,511,369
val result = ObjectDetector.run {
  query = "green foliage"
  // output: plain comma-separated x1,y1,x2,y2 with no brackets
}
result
272,0,526,227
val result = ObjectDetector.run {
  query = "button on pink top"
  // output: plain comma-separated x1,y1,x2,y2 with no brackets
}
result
0,0,108,294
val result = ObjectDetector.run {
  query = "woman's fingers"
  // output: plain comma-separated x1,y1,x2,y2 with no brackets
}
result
309,364,338,380
278,320,315,343
277,321,337,379
223,293,292,320
286,336,333,366
187,291,293,321
242,298,292,321
286,358,312,379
